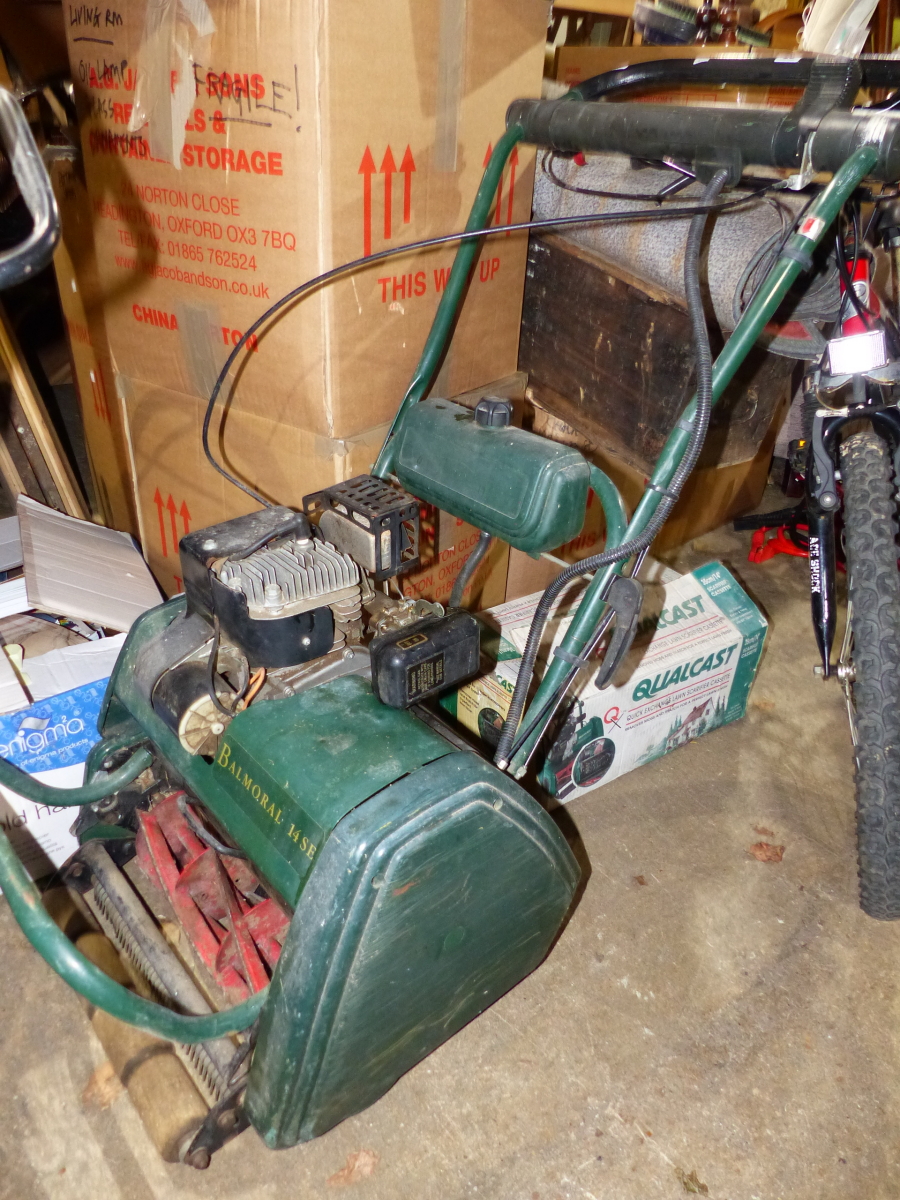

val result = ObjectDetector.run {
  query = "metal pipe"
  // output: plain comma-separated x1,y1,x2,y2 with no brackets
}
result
570,54,900,103
373,126,524,477
0,824,267,1043
506,98,900,180
0,89,60,289
0,745,153,805
449,530,493,609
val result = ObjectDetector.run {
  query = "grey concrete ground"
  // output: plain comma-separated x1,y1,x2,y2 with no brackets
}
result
1,513,899,1200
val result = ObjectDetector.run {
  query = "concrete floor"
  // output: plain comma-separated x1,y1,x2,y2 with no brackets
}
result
2,514,899,1200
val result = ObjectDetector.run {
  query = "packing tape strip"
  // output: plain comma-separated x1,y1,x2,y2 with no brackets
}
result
176,301,225,399
434,0,468,174
128,0,215,167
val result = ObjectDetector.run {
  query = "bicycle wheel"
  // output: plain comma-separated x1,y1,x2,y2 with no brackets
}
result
839,430,900,919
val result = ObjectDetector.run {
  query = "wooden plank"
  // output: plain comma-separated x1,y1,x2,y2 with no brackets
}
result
0,428,27,502
0,302,87,519
554,0,637,18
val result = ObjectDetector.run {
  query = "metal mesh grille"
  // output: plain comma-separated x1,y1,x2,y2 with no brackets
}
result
219,537,358,613
87,881,229,1105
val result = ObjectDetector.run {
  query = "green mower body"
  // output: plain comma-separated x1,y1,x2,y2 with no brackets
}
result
89,598,579,1147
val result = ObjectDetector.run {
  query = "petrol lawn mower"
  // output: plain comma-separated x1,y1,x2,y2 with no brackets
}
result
2,55,900,1164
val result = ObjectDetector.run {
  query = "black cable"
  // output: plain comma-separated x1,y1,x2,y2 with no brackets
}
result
541,148,694,203
733,190,819,324
207,616,235,717
492,168,730,770
449,530,492,609
176,794,247,859
202,182,783,505
506,604,617,764
835,205,870,327
832,203,900,357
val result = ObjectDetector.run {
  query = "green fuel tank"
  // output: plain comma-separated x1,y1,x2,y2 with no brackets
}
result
391,398,591,555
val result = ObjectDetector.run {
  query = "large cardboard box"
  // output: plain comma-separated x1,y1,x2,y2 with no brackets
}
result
64,0,548,440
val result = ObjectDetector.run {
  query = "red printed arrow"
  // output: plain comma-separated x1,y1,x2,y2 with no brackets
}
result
506,145,518,235
153,488,167,557
179,499,191,535
485,143,503,226
166,493,178,554
380,145,396,240
358,146,376,256
400,145,416,224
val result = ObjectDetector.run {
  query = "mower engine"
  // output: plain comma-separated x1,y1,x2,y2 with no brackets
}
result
65,485,579,1164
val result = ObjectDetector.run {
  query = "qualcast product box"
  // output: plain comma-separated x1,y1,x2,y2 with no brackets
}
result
441,562,767,801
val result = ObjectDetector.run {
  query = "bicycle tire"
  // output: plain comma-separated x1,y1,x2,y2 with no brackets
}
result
839,430,900,919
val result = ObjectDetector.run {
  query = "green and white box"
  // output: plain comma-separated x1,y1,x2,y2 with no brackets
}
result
441,562,767,801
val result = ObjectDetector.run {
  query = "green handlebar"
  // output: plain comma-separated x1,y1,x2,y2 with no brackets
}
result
373,125,525,477
0,746,153,806
0,822,267,1042
509,143,880,775
589,464,628,549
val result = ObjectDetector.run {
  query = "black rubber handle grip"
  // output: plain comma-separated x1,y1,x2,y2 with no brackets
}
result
506,97,900,181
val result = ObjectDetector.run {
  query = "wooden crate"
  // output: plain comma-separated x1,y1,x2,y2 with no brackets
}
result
517,233,793,555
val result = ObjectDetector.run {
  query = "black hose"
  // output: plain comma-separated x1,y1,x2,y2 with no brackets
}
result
571,54,900,104
449,530,492,609
206,616,240,718
836,208,870,328
493,168,729,771
176,794,248,859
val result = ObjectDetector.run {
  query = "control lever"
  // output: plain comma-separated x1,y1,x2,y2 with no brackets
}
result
594,574,643,689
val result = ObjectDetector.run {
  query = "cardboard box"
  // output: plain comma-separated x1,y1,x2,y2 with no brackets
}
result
120,377,386,591
405,506,509,612
442,561,767,799
64,0,548,440
121,378,509,605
